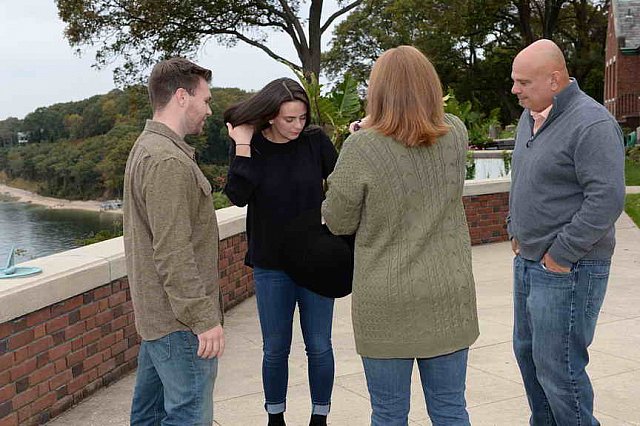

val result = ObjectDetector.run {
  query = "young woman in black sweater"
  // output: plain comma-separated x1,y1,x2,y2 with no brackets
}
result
224,78,337,426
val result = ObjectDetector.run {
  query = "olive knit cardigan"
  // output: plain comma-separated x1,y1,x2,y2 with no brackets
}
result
322,114,479,358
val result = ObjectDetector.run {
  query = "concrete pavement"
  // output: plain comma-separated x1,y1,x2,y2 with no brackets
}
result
49,213,640,425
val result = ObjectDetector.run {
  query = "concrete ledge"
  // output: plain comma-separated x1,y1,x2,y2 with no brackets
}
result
463,177,511,196
470,149,513,158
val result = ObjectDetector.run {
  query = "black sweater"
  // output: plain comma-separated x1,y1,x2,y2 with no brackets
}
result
224,128,338,269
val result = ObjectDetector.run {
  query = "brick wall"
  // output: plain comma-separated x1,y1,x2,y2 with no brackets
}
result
463,192,510,245
0,234,253,426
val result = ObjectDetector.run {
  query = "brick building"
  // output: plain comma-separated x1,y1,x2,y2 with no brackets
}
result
604,0,640,129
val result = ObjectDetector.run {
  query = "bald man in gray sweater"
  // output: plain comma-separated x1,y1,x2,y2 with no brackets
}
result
508,39,624,426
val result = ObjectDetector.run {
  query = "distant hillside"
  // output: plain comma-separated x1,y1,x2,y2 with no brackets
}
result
0,86,251,200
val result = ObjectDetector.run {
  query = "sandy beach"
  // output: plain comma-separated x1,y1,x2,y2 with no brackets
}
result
0,184,122,214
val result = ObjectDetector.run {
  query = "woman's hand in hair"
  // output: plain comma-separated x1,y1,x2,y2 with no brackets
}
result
227,123,253,158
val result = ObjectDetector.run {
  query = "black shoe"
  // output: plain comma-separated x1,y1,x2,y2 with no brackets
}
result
309,414,327,426
268,412,286,426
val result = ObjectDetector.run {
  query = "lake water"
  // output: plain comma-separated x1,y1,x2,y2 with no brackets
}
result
0,195,122,265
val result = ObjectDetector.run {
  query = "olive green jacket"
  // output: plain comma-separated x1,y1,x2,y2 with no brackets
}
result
123,120,222,340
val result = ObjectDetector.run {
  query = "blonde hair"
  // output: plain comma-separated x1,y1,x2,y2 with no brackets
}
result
366,46,449,147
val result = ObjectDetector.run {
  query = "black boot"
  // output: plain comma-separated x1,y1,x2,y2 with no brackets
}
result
268,412,286,426
309,414,327,426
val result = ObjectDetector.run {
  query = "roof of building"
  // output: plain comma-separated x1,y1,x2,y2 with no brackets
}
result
613,0,640,54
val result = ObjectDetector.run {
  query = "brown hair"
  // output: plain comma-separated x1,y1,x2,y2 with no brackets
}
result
366,46,449,147
148,57,212,112
223,78,311,132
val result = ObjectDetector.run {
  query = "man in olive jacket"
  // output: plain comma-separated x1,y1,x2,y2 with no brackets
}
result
123,58,224,425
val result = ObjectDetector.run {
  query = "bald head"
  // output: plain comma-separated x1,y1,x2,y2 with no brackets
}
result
511,39,571,112
514,39,569,80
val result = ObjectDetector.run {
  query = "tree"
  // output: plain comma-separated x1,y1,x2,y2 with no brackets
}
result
55,0,363,83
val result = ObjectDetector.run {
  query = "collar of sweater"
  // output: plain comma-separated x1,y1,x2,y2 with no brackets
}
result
526,78,581,129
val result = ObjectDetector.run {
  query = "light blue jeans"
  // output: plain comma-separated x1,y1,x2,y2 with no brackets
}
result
253,267,335,416
513,255,610,426
130,331,218,426
362,349,471,426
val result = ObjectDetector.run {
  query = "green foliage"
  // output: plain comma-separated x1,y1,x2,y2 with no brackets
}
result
324,0,609,123
625,194,640,229
292,69,363,149
213,191,232,209
445,91,500,148
625,155,640,187
76,218,123,246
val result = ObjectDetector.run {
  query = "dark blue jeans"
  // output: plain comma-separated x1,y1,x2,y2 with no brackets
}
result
362,349,471,426
130,331,218,426
513,256,610,426
253,267,335,415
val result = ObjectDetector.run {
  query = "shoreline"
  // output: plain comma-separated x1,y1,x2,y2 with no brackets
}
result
0,184,122,214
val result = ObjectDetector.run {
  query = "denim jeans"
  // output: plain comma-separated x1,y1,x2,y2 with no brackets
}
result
130,331,218,426
253,267,335,415
513,255,611,426
362,349,471,426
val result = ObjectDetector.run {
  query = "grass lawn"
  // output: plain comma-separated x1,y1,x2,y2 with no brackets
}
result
626,158,640,186
625,194,640,228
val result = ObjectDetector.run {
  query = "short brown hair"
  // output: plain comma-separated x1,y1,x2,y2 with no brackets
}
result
148,58,212,112
366,46,449,147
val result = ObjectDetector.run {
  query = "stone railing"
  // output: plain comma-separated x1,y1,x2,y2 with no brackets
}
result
0,178,511,425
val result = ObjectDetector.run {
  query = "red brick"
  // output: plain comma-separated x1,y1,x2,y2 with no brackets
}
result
110,340,127,356
10,358,37,381
97,359,116,377
0,413,18,426
94,286,112,300
99,348,111,362
65,322,86,340
82,353,102,371
82,329,101,346
49,370,72,391
12,347,28,365
108,292,126,307
66,348,87,367
67,374,89,395
7,329,34,351
12,386,38,409
51,296,83,316
45,316,69,334
111,316,127,331
0,371,10,387
124,345,139,362
25,308,51,328
0,383,15,402
31,392,56,413
79,302,99,319
28,363,56,385
36,353,50,368
0,323,11,340
95,310,113,327
48,342,72,362
49,395,73,419
0,353,12,371
71,338,83,351
38,382,49,396
98,299,109,312
121,301,134,314
27,336,53,357
53,359,66,374
98,333,117,352
85,317,96,331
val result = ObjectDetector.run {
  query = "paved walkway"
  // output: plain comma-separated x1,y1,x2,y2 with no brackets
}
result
49,213,640,425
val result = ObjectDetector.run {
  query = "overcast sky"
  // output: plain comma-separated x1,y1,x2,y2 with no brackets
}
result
0,1,344,121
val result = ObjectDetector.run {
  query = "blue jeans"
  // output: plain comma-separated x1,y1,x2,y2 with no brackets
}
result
253,267,335,415
362,349,470,426
130,331,218,426
513,256,610,426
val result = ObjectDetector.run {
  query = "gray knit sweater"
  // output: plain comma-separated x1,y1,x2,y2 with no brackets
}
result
322,114,479,358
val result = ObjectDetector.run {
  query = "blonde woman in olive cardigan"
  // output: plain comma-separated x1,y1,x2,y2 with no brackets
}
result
322,46,479,426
